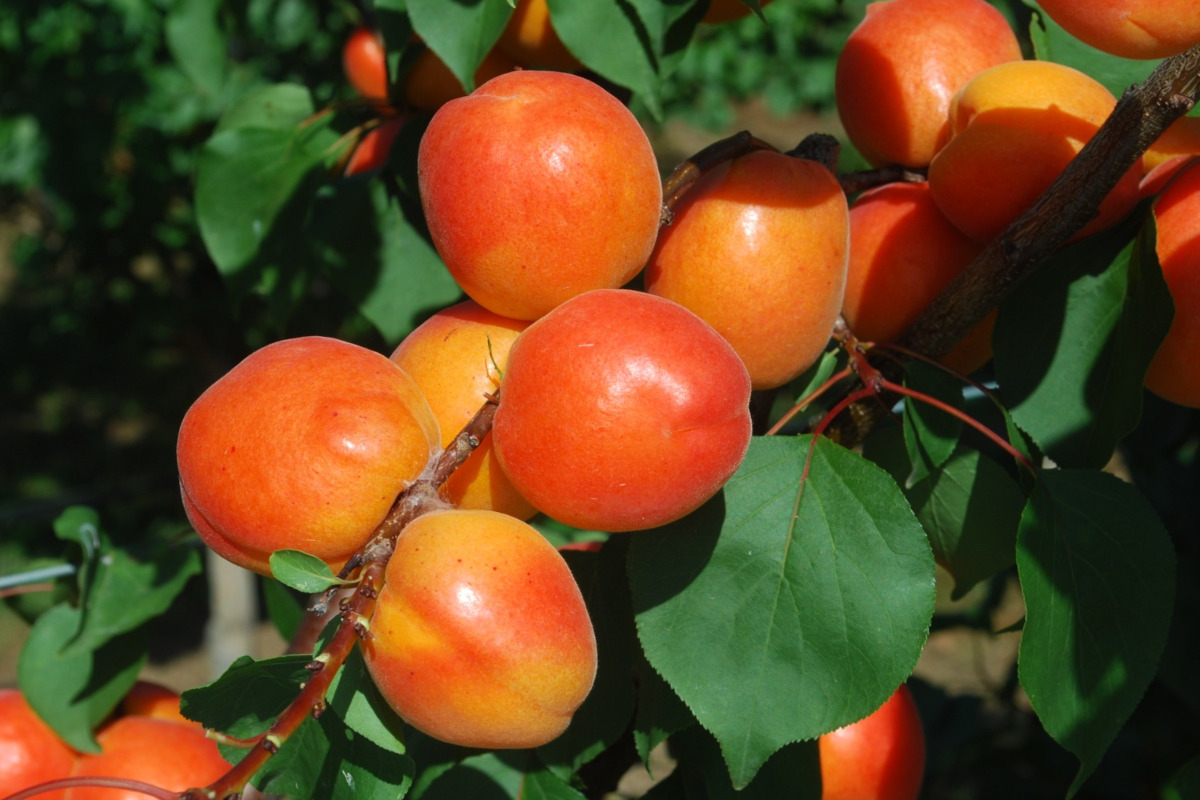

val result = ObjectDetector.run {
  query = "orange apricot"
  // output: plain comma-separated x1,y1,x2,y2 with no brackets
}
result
344,116,406,177
342,26,388,101
819,684,925,800
417,70,662,320
362,508,596,749
928,60,1141,244
645,149,849,389
1146,158,1200,407
1144,115,1200,173
401,46,517,111
1035,0,1200,60
0,689,77,800
177,336,440,576
119,681,191,728
389,301,536,519
64,716,229,800
496,0,583,71
491,289,753,532
834,0,1022,168
842,180,995,372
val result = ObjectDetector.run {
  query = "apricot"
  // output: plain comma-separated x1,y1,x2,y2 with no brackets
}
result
701,0,774,24
417,70,663,320
819,684,925,800
1144,115,1200,173
834,0,1022,168
343,26,388,101
1146,158,1200,407
645,149,849,390
362,508,596,749
842,180,995,372
389,300,536,519
928,60,1141,243
64,716,229,800
0,689,77,800
119,681,191,728
1035,0,1200,60
496,0,583,72
344,116,406,177
177,336,440,576
491,289,753,532
401,47,517,111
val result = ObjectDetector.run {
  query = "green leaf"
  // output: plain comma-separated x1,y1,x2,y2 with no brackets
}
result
901,360,965,486
270,549,349,593
327,646,408,754
630,436,935,788
18,603,146,752
1164,755,1200,800
672,725,821,800
408,0,510,93
1024,0,1160,100
994,208,1173,468
165,0,227,97
418,751,527,799
53,505,104,602
1016,469,1175,797
262,578,306,642
633,655,695,769
181,654,313,743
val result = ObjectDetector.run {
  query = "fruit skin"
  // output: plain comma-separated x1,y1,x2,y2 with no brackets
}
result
343,26,388,101
177,336,440,577
842,180,994,373
402,47,517,111
818,684,926,800
64,716,229,800
928,60,1141,244
389,300,536,519
835,0,1022,168
0,688,77,800
496,0,583,71
417,70,663,321
1034,0,1200,60
645,149,849,390
344,116,406,177
1146,158,1200,407
119,681,192,728
1144,115,1200,174
492,289,753,532
362,508,597,749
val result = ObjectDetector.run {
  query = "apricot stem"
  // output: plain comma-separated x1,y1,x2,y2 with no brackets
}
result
660,130,777,219
837,165,927,196
764,366,855,436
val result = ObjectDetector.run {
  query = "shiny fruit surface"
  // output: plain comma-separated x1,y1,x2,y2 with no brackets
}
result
0,689,77,800
177,336,440,576
492,289,753,532
343,26,388,101
417,70,662,320
819,684,925,800
646,149,849,389
1035,0,1200,59
363,508,597,749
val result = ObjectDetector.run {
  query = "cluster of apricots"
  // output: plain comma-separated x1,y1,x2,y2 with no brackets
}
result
0,683,229,800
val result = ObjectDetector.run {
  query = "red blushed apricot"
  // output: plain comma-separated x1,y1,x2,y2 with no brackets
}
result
177,337,440,577
1146,159,1200,407
1145,116,1200,173
1035,0,1200,60
344,116,406,177
362,509,596,749
343,26,388,101
0,689,77,800
819,684,926,800
492,289,753,532
401,47,517,111
496,0,583,71
842,180,994,373
928,61,1141,244
417,70,663,321
390,301,536,519
64,717,229,800
645,150,849,390
835,0,1021,168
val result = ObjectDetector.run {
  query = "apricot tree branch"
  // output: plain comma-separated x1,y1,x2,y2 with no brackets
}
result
660,130,776,219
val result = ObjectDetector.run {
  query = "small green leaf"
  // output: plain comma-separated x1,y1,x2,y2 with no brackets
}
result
1017,469,1175,796
326,647,408,754
165,0,226,97
181,654,313,743
262,577,306,643
270,549,349,593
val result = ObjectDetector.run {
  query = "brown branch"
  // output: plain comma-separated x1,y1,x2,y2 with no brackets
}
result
660,130,776,221
828,43,1200,446
838,165,927,196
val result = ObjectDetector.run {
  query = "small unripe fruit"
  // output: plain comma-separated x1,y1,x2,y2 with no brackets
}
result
363,509,596,749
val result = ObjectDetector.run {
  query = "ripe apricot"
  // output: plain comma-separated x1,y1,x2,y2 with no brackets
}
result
645,149,849,390
389,301,536,519
417,70,662,321
928,60,1141,243
1035,0,1200,60
842,180,995,372
1145,115,1200,173
496,0,583,72
1146,158,1200,407
177,336,440,576
818,684,925,800
344,116,406,177
492,289,753,532
119,681,191,728
362,508,596,749
343,26,388,101
401,47,517,111
0,689,77,800
835,0,1021,168
64,716,229,800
